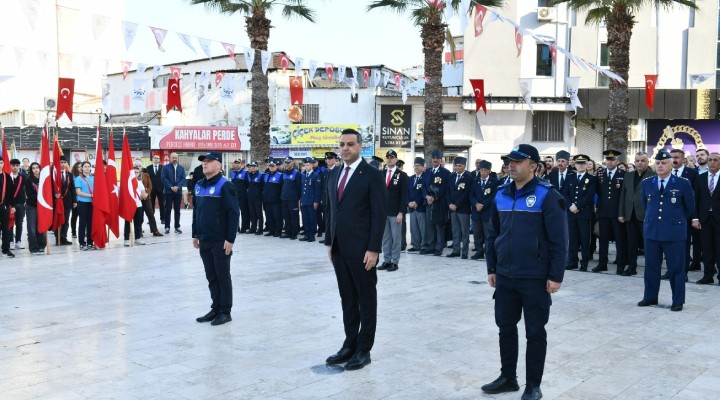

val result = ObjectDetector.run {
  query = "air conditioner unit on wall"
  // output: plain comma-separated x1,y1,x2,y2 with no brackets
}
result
44,97,57,110
537,7,556,22
23,110,46,126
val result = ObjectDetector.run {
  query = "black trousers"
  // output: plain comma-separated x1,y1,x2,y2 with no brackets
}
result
199,240,233,315
11,204,25,243
568,216,592,266
316,204,324,234
164,192,182,230
238,196,250,230
495,275,551,388
55,200,72,242
264,201,282,234
248,200,263,232
151,189,165,223
282,200,300,236
472,218,491,255
71,205,78,236
626,217,644,268
141,198,160,234
598,216,627,268
700,215,720,279
123,207,143,240
331,242,378,353
77,202,93,246
688,224,702,268
0,205,11,252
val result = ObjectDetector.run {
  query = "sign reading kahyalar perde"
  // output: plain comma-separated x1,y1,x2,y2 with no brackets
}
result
149,126,250,150
380,105,412,148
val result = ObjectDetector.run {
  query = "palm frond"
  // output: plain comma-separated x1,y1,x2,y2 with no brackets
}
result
656,0,699,11
445,27,457,64
550,0,603,12
367,0,409,13
280,4,316,21
585,6,611,25
187,0,250,15
410,7,431,25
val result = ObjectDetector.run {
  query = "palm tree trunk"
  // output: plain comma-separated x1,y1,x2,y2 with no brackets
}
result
246,11,272,164
606,3,633,159
421,15,445,160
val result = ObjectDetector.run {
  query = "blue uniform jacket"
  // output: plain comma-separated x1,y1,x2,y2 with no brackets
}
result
425,165,452,200
300,170,321,206
191,174,240,243
641,175,695,242
230,169,249,198
407,172,428,213
486,177,568,283
161,163,187,193
262,171,283,202
469,175,499,222
561,172,596,219
447,171,473,214
246,171,263,201
280,168,302,201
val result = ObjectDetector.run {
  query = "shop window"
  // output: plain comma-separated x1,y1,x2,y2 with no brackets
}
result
532,112,564,142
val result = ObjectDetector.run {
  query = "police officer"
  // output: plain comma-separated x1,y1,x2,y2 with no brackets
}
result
280,157,302,239
262,160,283,237
230,159,250,233
594,150,628,274
483,144,568,400
192,151,239,326
245,161,264,235
423,150,451,256
562,155,597,271
469,160,498,259
299,157,320,242
446,156,472,259
638,149,695,312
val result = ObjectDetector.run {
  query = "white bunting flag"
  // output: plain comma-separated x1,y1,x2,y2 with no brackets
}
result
198,38,213,59
185,67,197,87
294,57,304,77
19,0,40,32
689,73,713,86
152,65,163,79
372,70,381,88
350,77,358,97
308,60,319,79
459,0,470,32
382,72,391,87
518,78,534,113
91,14,111,41
237,73,250,91
220,75,237,105
130,79,150,115
176,33,197,53
81,57,92,75
338,65,347,83
198,71,210,87
402,87,408,104
349,67,358,86
260,50,271,74
243,48,255,70
566,77,582,115
101,78,112,117
136,63,148,77
122,22,138,51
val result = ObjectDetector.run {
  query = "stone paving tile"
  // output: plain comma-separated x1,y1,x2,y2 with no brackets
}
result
1,210,719,399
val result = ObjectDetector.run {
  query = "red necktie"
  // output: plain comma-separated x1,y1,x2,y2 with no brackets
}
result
337,167,351,200
386,168,392,187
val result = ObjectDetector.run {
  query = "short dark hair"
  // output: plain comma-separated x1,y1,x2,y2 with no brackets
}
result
669,149,684,155
340,128,362,145
696,148,709,156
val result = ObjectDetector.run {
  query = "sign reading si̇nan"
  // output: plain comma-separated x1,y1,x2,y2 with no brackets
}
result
150,126,250,150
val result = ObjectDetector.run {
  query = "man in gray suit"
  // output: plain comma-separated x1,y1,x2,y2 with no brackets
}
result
618,151,655,276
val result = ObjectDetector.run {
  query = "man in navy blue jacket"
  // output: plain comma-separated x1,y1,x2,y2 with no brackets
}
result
446,156,473,259
483,144,568,400
161,152,187,234
469,160,498,260
280,157,303,239
406,157,428,253
299,157,321,242
423,150,451,256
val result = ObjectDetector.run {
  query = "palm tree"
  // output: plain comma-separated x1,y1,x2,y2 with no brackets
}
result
552,0,698,159
368,0,503,159
188,0,316,163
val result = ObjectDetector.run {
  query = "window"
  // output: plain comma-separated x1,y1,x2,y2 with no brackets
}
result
153,75,170,89
532,112,564,142
598,43,610,87
537,0,551,6
442,113,457,121
536,44,553,76
296,104,319,124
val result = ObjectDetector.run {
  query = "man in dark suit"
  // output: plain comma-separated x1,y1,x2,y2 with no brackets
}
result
639,150,695,312
447,156,473,259
423,150,451,256
594,150,628,275
562,155,597,271
54,156,77,245
145,154,165,225
692,152,720,284
469,160,498,260
406,157,428,253
324,128,387,371
618,151,655,276
546,150,572,193
670,148,700,275
378,150,408,272
161,152,186,234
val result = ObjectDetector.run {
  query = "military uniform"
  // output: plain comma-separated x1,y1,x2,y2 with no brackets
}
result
407,157,428,252
245,162,264,234
300,157,321,242
562,155,597,271
594,150,628,274
469,160,499,259
230,163,249,233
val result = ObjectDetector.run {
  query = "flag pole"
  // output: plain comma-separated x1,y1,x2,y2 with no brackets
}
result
130,223,134,247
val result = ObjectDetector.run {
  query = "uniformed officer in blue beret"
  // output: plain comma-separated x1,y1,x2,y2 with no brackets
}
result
193,151,240,326
638,149,695,312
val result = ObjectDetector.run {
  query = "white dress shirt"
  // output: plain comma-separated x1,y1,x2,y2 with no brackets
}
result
338,157,363,190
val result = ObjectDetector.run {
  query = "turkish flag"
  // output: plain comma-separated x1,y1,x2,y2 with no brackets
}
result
549,45,557,63
222,42,236,62
105,130,119,238
119,130,140,221
169,66,182,80
91,127,110,248
325,64,334,82
121,61,131,80
470,79,487,114
645,74,658,111
166,78,182,112
1,133,9,174
361,68,370,87
215,71,225,86
289,76,303,106
394,73,401,88
51,136,65,232
279,54,290,71
56,77,75,121
474,5,487,37
515,28,523,57
37,124,54,233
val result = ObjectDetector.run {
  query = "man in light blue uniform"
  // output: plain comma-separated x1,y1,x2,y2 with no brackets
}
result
638,149,695,312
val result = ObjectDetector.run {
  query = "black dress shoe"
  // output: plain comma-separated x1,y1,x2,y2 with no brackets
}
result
565,265,578,270
461,254,468,259
264,232,273,236
210,313,232,325
434,251,443,256
344,351,371,370
240,229,248,234
298,237,309,241
688,264,701,271
697,277,714,284
481,375,520,394
446,252,460,258
661,272,670,280
386,263,398,272
377,262,390,270
637,299,658,307
671,304,683,312
592,265,608,273
616,267,626,275
254,231,263,235
470,253,485,260
60,240,73,245
326,347,355,364
306,238,315,242
290,236,298,240
622,268,637,276
419,249,430,255
521,386,543,400
579,266,587,272
281,234,291,239
407,247,420,252
196,310,218,323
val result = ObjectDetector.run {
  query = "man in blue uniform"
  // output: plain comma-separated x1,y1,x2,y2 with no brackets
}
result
423,150,451,256
483,144,568,400
230,159,250,234
594,150,628,274
300,157,321,242
562,154,597,271
245,161,264,235
638,149,695,312
320,152,339,244
192,152,239,326
406,157,428,253
281,157,302,239
262,160,283,237
447,156,473,259
469,160,498,260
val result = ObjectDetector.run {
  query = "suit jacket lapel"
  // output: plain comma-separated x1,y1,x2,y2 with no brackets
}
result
339,160,366,203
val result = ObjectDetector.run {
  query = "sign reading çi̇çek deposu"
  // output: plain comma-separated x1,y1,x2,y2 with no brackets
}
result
380,105,412,149
149,126,251,150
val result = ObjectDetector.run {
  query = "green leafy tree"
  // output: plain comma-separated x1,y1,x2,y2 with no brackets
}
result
368,0,503,159
188,0,317,163
552,0,698,157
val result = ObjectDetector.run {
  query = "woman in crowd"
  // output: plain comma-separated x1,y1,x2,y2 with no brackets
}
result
136,160,163,237
24,162,46,255
627,163,636,172
586,159,597,175
618,161,627,172
535,161,547,180
70,161,82,238
686,154,697,169
74,161,94,250
124,164,146,246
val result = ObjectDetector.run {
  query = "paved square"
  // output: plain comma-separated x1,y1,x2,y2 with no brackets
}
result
1,211,719,399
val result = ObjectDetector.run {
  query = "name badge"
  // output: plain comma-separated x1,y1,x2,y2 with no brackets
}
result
671,197,676,204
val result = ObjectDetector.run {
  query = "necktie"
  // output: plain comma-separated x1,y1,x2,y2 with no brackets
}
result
710,173,715,195
674,169,679,176
386,169,392,186
337,166,351,200
414,175,419,186
482,179,486,187
155,165,158,174
660,179,665,192
455,174,460,185
559,173,564,189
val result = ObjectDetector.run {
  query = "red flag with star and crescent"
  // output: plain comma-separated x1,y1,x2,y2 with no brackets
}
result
56,78,75,121
361,68,370,87
289,76,303,106
105,130,119,238
119,129,140,221
474,5,487,37
166,78,182,112
1,132,10,174
91,127,110,248
645,74,658,111
470,79,487,114
51,135,65,231
515,28,523,57
37,124,54,233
